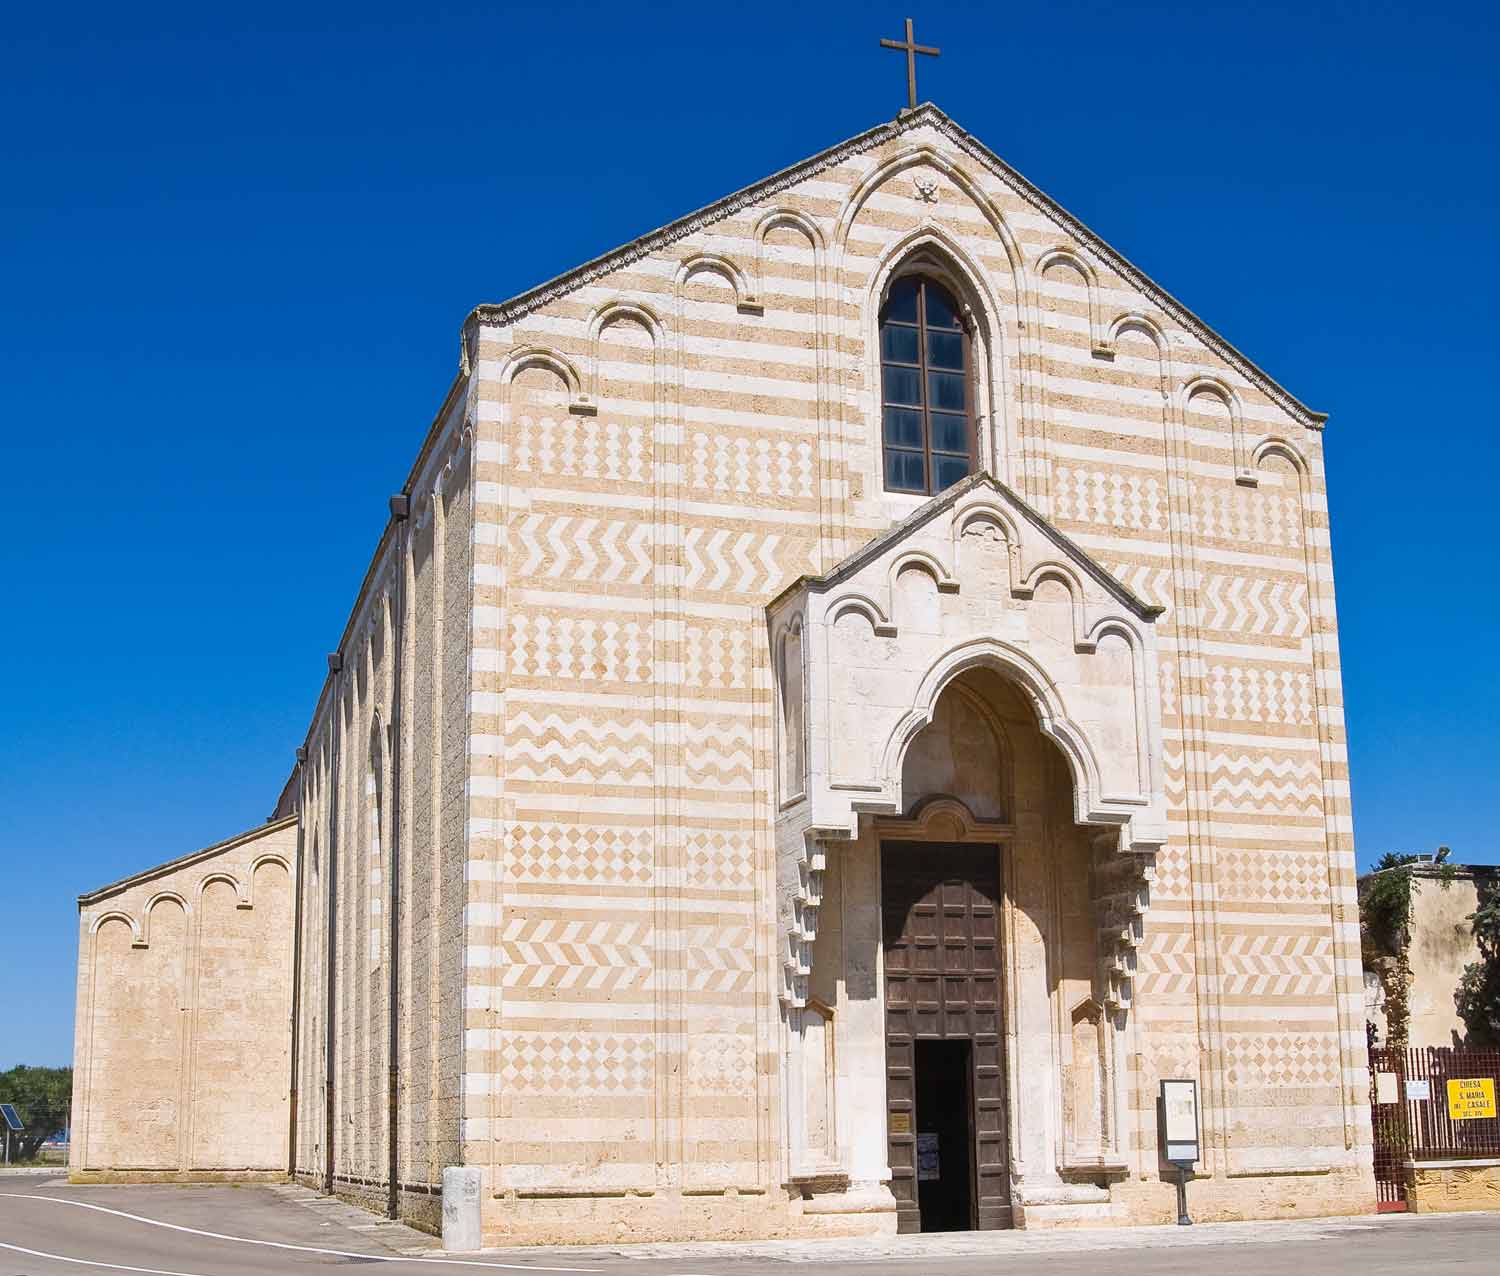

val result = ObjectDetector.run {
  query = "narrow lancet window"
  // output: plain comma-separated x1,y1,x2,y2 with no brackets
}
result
879,276,974,495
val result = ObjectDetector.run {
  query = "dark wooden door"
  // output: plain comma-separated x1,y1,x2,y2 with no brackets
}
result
882,841,1009,1231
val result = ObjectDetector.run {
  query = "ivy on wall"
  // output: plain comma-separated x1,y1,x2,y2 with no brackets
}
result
1455,877,1500,1046
1360,848,1456,1052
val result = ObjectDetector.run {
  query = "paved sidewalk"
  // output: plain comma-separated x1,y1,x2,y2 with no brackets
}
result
437,1208,1500,1263
272,1181,444,1254
2,1181,1497,1276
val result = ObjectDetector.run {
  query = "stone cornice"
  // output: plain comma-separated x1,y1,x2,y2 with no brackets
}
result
463,103,1327,431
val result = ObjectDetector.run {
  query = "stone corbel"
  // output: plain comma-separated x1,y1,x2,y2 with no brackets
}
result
778,824,828,1009
1091,833,1154,1015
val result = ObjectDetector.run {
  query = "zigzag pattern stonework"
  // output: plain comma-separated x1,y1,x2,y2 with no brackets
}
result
1205,751,1324,817
506,711,654,786
497,917,655,992
511,512,655,588
260,106,1370,1240
1197,573,1310,642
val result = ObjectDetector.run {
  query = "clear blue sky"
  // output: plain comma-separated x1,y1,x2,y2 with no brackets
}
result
3,2,1495,1067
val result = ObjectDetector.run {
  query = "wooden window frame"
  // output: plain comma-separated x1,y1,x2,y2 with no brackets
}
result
879,275,977,497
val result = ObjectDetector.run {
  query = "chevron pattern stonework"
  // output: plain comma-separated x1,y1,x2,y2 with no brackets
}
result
130,102,1379,1242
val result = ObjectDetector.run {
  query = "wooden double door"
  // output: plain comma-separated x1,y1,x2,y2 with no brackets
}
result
882,841,1010,1231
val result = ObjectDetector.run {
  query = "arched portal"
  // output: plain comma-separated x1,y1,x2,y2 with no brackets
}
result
873,670,1123,1232
769,469,1160,1231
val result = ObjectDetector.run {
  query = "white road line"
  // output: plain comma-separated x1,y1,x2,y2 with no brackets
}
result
0,1239,213,1276
0,1194,602,1272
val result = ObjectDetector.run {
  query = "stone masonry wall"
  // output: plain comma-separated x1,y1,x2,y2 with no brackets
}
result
289,386,472,1232
71,818,295,1179
461,105,1370,1237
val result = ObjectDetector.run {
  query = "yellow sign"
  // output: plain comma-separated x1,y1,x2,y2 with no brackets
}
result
889,1112,912,1135
1446,1077,1497,1121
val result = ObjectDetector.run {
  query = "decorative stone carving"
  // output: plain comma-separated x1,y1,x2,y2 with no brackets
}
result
769,471,1167,1010
771,472,1166,837
1092,846,1153,1015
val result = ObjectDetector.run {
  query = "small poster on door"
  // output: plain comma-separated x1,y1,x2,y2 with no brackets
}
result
916,1132,940,1181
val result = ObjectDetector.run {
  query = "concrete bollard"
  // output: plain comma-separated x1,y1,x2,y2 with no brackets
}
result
441,1166,483,1252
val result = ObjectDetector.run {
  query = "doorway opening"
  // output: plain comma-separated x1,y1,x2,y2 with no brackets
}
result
883,840,1009,1230
915,1038,974,1231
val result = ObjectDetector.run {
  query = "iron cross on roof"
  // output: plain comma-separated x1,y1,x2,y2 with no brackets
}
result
880,17,940,111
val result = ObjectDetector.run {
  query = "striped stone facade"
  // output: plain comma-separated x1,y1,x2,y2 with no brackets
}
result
78,103,1369,1238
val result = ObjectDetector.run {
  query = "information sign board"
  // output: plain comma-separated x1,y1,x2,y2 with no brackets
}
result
1447,1077,1497,1120
1160,1078,1199,1165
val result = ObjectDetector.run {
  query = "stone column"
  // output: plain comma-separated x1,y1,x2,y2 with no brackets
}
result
839,826,897,1200
1007,796,1061,1196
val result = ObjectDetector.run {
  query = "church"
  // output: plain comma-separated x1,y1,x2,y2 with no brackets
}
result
69,99,1373,1242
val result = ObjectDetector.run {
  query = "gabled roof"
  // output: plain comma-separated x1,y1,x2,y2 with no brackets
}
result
768,469,1164,621
77,815,297,907
465,102,1325,430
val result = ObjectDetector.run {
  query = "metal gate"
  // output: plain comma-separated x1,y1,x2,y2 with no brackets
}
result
1369,1045,1500,1212
1368,1047,1410,1211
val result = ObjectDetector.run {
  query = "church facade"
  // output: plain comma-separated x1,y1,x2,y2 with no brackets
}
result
71,104,1372,1240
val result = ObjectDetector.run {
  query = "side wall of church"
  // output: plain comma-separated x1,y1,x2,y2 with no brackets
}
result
70,818,296,1179
462,109,1368,1238
289,385,473,1231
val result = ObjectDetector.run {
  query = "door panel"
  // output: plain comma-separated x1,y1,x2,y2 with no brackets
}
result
882,841,1010,1231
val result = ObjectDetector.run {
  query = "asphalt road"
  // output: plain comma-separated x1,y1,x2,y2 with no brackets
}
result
1,1176,1498,1276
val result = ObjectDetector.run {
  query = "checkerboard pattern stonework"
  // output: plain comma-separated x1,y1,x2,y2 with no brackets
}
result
69,105,1372,1241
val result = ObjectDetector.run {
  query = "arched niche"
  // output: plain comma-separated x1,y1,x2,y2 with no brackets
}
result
1182,375,1254,486
864,232,1011,485
1035,247,1109,357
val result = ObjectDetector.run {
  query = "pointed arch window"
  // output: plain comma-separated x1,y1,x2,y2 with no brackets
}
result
879,276,974,495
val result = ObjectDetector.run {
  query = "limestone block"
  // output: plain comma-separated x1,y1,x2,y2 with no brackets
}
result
442,1166,483,1251
1407,1160,1500,1213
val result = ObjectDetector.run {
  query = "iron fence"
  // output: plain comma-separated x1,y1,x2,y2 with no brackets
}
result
1369,1045,1500,1212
